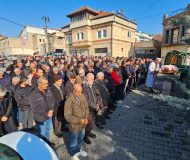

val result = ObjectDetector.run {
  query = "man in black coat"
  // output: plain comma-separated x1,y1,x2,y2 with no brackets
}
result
29,77,55,140
50,74,65,138
15,77,33,129
64,74,76,97
95,72,110,127
82,73,103,144
0,87,17,136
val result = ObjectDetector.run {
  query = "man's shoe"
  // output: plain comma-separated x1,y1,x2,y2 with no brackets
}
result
106,115,111,119
88,133,96,138
96,124,104,129
83,137,91,144
78,150,88,157
71,153,80,160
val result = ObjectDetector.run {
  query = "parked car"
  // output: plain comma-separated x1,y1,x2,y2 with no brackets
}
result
0,131,59,160
44,52,65,57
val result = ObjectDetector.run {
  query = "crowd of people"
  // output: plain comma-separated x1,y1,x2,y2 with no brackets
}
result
0,55,155,160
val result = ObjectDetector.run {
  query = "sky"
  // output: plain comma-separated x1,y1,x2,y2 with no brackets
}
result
0,0,189,37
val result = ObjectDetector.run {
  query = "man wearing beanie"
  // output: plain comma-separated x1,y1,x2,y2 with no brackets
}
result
50,74,66,138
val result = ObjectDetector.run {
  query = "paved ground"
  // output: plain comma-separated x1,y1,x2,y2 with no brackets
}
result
51,82,190,160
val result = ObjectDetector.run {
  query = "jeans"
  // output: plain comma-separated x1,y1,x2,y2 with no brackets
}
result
22,109,33,129
68,128,85,156
36,118,53,140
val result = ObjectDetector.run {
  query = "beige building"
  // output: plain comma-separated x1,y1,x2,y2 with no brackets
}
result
161,4,190,64
135,34,162,59
62,6,137,57
0,26,65,56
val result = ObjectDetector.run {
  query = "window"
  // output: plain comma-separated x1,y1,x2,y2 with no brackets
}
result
39,39,41,42
121,48,123,52
103,29,107,37
76,33,80,40
66,35,72,44
128,31,131,38
181,26,185,37
0,144,23,160
95,48,108,53
43,39,45,42
81,32,84,40
165,30,169,44
76,32,84,41
58,37,63,39
97,31,101,38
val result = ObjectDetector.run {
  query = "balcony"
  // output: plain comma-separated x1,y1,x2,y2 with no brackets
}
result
163,33,190,46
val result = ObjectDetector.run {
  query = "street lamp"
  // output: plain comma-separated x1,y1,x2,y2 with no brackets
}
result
42,16,50,54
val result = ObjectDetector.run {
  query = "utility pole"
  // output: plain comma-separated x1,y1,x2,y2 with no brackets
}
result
42,16,50,54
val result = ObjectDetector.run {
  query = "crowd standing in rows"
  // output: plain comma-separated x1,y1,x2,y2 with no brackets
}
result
0,55,155,160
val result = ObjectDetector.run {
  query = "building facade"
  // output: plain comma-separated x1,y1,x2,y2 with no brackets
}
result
135,31,153,42
0,26,65,56
135,34,162,59
62,6,137,57
161,4,190,64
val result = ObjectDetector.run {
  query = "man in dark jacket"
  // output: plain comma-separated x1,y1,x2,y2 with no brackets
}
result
29,77,55,140
65,74,76,97
50,74,65,138
64,84,89,159
82,73,103,144
31,68,44,88
95,72,110,127
8,76,20,126
15,77,33,129
0,87,17,136
0,70,11,89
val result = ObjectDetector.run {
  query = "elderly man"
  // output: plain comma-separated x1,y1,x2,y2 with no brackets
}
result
29,77,55,140
50,74,65,138
146,58,162,93
82,73,103,144
95,72,110,127
64,84,89,160
76,68,86,85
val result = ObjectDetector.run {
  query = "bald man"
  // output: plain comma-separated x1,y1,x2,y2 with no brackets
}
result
64,84,89,159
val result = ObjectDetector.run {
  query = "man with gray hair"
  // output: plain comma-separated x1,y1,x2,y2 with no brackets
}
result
82,73,103,144
29,77,55,140
95,72,110,127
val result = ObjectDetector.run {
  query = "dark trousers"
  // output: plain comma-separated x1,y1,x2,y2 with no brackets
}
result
85,113,96,137
0,116,17,136
22,109,33,129
52,116,62,136
95,107,106,125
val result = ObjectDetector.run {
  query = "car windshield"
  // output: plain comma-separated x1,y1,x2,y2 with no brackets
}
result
0,143,23,160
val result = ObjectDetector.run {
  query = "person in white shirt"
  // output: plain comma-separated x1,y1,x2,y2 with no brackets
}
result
146,58,162,92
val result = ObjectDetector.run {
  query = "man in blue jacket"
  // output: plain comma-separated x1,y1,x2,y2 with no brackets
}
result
29,77,55,140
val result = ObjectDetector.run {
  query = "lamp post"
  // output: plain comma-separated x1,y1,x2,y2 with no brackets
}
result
42,16,50,54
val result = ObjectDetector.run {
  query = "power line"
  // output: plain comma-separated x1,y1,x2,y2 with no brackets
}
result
135,0,162,19
137,8,186,21
0,16,25,27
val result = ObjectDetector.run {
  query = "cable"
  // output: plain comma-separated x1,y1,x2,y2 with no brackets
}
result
135,0,162,19
137,8,186,21
0,16,25,27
